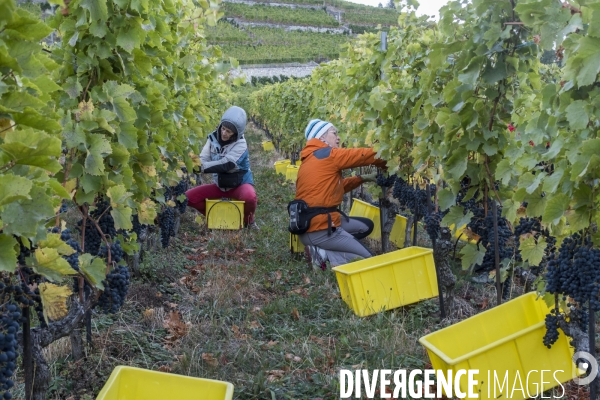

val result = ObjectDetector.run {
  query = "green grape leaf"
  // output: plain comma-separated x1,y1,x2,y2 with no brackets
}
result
85,134,112,176
0,234,18,273
441,206,473,233
80,0,108,22
79,253,105,290
502,199,520,224
111,206,132,230
0,175,32,207
0,91,45,112
566,207,590,232
565,100,589,130
63,76,82,99
1,186,55,238
437,188,456,211
519,236,546,267
495,159,513,185
106,185,132,206
542,193,570,225
33,247,78,281
459,243,486,271
445,147,468,180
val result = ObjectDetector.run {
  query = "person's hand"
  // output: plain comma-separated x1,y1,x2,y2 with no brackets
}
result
360,172,378,183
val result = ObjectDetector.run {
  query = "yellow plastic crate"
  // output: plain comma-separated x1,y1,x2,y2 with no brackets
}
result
274,159,291,175
390,214,414,248
289,232,305,253
285,165,299,182
332,247,437,317
349,199,381,240
96,366,234,400
419,292,577,400
206,199,244,229
262,141,274,151
291,160,302,167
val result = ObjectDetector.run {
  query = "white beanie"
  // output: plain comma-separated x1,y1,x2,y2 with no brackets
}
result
305,119,333,140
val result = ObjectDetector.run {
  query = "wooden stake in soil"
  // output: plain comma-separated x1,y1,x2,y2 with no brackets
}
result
491,200,501,306
426,184,445,320
23,306,33,400
590,302,597,400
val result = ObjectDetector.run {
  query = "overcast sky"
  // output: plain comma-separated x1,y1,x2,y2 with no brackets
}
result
346,0,450,19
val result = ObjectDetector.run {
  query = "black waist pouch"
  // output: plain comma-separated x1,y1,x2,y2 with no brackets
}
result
217,170,246,189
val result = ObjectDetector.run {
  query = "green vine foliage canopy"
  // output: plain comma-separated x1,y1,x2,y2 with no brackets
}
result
246,0,600,265
0,0,231,281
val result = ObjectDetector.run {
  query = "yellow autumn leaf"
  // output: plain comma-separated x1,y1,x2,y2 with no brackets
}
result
39,283,72,324
141,165,156,177
64,178,78,196
38,233,75,256
138,198,158,225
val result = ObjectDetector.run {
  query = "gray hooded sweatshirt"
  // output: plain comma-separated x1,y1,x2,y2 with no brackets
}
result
200,106,254,191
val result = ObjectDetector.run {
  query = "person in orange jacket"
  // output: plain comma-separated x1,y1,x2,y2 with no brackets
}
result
295,119,387,269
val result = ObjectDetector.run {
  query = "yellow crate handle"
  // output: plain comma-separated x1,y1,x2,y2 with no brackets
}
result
206,198,243,229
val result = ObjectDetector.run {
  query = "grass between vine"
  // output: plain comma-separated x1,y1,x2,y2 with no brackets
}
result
13,125,565,400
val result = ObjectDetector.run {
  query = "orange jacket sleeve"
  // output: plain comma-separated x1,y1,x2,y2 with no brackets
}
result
330,147,387,170
342,176,363,193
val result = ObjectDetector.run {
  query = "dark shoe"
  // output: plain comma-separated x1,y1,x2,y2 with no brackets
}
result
246,221,260,230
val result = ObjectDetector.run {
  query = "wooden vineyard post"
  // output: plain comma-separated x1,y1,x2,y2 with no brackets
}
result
426,184,445,320
491,200,501,306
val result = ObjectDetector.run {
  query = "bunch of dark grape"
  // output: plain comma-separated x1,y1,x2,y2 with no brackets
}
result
16,239,31,266
131,214,148,238
76,220,103,256
424,212,442,241
376,174,396,188
60,229,81,271
96,265,130,314
158,207,176,248
59,200,69,214
471,206,514,272
90,199,117,238
545,233,586,295
0,277,38,399
171,178,189,214
0,302,20,399
456,178,479,213
543,310,560,348
570,246,600,310
514,217,541,238
98,240,124,264
391,178,430,219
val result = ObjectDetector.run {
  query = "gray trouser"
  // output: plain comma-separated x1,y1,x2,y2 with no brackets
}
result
300,217,374,267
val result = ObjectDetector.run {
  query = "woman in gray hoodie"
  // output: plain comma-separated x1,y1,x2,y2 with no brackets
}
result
186,106,259,229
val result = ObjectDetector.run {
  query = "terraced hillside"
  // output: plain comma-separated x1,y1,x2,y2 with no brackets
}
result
207,0,399,65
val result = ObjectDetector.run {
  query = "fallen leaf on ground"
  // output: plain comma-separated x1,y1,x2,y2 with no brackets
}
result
291,307,300,320
202,353,219,367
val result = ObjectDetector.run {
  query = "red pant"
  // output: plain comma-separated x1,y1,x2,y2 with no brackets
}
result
186,183,257,225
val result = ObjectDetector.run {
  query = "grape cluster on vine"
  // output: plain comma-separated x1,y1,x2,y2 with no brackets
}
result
376,174,396,188
0,277,38,399
158,207,176,248
543,310,560,348
90,199,117,238
98,240,124,264
60,229,81,271
96,265,130,314
424,212,442,241
392,178,431,220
